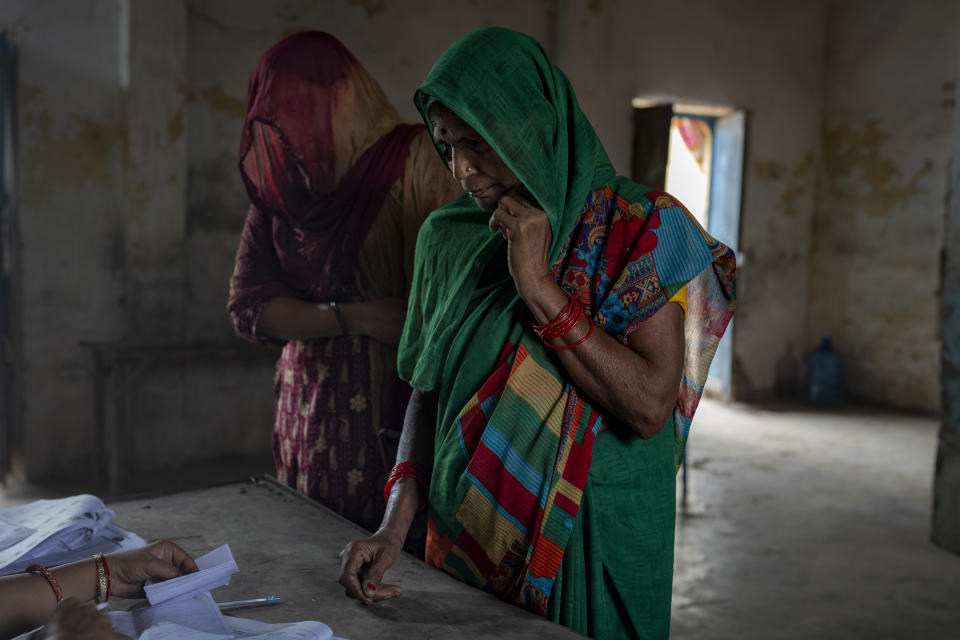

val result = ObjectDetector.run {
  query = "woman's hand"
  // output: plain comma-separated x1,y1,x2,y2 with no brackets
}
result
33,598,129,640
349,298,407,347
252,296,408,346
106,541,199,599
337,530,405,606
489,189,554,301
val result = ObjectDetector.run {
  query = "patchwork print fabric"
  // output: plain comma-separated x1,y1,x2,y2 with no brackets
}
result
426,186,736,613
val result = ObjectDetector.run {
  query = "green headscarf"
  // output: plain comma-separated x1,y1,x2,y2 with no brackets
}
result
398,27,615,405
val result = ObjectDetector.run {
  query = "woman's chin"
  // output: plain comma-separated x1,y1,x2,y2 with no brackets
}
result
473,193,501,211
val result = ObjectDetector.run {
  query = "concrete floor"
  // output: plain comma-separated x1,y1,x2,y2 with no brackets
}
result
3,401,959,638
673,399,960,639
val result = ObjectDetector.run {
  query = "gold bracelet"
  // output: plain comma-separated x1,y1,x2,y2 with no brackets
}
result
93,553,108,603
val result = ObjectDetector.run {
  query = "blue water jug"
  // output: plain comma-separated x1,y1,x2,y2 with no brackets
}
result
806,336,844,406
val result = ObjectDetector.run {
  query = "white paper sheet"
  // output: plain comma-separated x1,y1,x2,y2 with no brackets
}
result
224,616,335,640
109,592,234,638
0,523,147,575
138,623,234,640
0,495,115,571
139,620,343,640
0,518,33,550
144,544,239,605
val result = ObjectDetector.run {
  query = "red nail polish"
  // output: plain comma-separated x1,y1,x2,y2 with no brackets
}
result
367,582,377,591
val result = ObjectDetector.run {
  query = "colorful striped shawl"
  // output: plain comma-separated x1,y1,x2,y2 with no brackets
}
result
425,186,736,614
398,27,735,616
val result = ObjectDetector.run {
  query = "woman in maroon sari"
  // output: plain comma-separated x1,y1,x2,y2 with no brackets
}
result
228,32,459,535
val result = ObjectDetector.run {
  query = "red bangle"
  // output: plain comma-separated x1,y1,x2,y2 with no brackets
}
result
532,293,592,345
103,554,112,602
533,294,581,339
27,564,63,603
532,295,575,335
543,313,595,350
385,462,429,512
542,303,582,339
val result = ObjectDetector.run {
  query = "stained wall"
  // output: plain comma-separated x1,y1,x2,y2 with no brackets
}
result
1,0,552,480
808,0,958,412
931,49,960,555
2,0,954,482
6,0,129,478
555,0,826,402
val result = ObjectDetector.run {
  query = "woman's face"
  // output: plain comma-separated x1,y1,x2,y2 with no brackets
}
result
428,102,523,211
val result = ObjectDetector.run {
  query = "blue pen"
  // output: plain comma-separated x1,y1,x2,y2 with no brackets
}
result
216,595,281,610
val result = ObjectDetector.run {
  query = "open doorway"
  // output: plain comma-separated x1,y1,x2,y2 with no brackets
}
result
632,99,744,400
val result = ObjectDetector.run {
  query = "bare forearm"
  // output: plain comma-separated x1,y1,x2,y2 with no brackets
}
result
258,297,406,347
521,280,681,437
378,390,436,541
257,297,356,341
0,559,98,636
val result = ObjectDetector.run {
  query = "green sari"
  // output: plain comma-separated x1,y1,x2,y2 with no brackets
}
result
399,28,736,639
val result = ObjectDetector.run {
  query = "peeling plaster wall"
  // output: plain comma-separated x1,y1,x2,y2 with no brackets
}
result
7,0,953,481
554,0,826,401
5,0,128,478
810,0,957,413
931,62,960,553
124,1,188,341
183,0,552,339
2,0,554,480
3,0,275,479
175,0,552,474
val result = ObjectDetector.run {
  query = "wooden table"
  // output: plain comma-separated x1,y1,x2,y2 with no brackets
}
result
109,479,585,639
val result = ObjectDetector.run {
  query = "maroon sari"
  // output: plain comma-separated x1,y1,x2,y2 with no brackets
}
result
228,32,425,533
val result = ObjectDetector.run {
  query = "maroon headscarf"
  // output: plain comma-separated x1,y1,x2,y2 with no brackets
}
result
230,31,423,307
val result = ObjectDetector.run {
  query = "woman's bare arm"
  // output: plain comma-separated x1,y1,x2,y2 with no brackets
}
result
0,559,101,638
338,389,437,604
520,283,684,437
0,541,197,638
258,297,407,347
491,192,684,438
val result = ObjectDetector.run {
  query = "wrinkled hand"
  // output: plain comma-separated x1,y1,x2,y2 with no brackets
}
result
355,298,407,347
106,540,199,599
489,189,554,300
34,598,128,640
338,530,404,606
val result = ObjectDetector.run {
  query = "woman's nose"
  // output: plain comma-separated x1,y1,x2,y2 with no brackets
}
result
450,148,477,180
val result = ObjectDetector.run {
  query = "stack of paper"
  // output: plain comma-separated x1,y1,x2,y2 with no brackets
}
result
0,495,146,575
224,617,340,640
145,544,239,605
110,593,234,639
109,592,342,640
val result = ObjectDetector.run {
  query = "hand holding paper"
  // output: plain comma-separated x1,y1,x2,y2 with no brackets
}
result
108,540,201,598
145,545,239,606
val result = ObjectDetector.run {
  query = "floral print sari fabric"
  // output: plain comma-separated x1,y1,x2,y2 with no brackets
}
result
229,32,460,536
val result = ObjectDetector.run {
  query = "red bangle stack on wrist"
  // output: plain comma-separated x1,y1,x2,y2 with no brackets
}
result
531,293,595,350
26,564,63,603
384,462,430,512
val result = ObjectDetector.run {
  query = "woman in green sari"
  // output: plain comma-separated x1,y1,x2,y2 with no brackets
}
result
339,28,736,639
